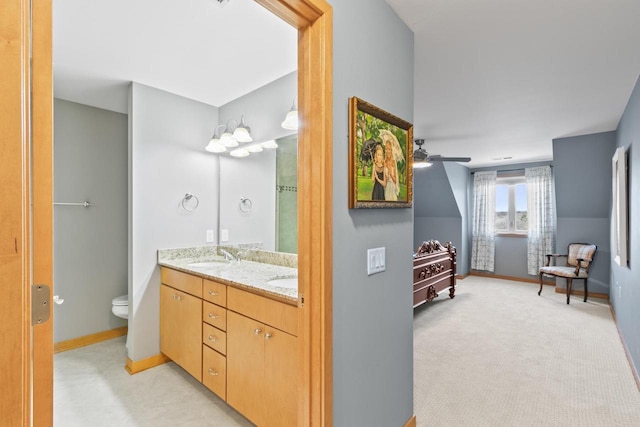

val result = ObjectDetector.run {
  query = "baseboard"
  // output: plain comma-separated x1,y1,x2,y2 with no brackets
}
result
554,287,609,301
54,326,128,353
403,414,416,427
456,274,469,280
469,271,554,285
125,353,171,375
609,305,640,392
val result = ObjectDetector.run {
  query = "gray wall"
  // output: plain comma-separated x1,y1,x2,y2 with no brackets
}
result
53,99,128,342
414,162,469,274
331,1,415,426
129,83,220,361
611,75,640,377
552,131,616,294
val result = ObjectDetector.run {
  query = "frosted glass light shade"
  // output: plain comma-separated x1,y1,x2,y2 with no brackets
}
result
230,148,250,158
413,160,432,169
247,144,263,153
233,116,253,142
206,139,226,153
220,131,238,148
261,140,278,149
281,109,298,130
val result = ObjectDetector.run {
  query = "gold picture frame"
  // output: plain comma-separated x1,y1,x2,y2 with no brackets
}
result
348,97,413,208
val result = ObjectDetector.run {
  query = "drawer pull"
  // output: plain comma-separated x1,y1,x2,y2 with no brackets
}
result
208,335,218,342
208,368,219,376
208,313,219,319
172,294,183,301
208,290,219,296
254,328,263,335
264,333,273,340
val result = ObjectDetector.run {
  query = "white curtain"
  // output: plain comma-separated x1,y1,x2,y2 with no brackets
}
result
471,171,497,272
525,166,555,275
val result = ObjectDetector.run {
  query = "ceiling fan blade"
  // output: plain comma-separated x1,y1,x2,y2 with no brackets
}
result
428,156,471,163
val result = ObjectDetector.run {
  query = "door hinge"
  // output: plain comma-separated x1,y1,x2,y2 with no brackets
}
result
32,284,51,325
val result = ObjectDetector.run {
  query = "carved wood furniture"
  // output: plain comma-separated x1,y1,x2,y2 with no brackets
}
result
413,240,456,308
538,243,597,304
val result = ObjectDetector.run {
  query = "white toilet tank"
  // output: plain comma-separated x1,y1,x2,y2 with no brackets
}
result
112,294,128,320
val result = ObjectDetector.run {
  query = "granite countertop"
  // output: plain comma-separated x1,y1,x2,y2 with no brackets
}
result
157,246,298,304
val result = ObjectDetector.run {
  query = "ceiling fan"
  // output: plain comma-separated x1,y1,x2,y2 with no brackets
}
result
413,139,471,168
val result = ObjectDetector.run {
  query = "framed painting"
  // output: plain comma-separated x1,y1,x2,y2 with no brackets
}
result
348,97,413,208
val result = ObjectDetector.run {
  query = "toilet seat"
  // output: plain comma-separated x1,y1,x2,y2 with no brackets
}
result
112,295,128,306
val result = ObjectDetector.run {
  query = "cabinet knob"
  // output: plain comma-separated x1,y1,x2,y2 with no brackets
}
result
208,290,219,296
208,335,218,342
264,333,273,340
208,368,219,376
254,328,263,335
208,313,219,319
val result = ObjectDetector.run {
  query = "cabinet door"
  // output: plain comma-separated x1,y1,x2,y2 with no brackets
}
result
160,284,202,381
202,345,226,400
264,328,298,427
226,311,265,426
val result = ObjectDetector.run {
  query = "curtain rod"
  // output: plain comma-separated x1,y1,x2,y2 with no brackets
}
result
470,165,552,174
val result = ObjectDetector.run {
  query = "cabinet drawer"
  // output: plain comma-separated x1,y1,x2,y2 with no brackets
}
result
202,345,226,400
203,279,227,307
161,267,202,298
227,287,298,336
202,301,227,330
203,322,227,355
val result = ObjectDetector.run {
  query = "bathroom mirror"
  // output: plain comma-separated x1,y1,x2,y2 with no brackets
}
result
219,134,298,254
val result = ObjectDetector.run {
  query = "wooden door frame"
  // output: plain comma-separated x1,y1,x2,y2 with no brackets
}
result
10,0,332,425
3,0,53,425
255,1,334,425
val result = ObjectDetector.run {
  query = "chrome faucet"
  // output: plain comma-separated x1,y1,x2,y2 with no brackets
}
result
219,249,236,262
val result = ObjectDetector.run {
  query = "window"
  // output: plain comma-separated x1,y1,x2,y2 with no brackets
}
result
495,177,528,234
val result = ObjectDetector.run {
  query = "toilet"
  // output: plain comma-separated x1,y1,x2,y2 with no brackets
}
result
111,294,129,320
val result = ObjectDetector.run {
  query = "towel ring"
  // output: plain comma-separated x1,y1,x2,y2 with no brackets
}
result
181,193,199,212
239,197,252,213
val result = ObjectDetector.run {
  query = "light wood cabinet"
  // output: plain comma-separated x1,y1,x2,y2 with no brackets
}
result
160,284,202,381
227,289,298,427
160,267,298,426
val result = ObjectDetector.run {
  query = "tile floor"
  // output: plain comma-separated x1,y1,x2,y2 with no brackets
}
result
54,336,254,427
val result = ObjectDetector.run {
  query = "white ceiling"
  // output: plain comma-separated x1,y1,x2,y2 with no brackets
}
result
54,0,640,168
53,0,297,113
386,0,640,167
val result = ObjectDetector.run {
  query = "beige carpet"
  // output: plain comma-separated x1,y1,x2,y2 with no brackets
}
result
413,276,640,427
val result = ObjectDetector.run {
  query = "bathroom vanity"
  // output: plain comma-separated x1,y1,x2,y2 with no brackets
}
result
158,247,298,427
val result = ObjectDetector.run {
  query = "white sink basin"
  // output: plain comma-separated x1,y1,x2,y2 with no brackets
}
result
267,277,298,289
187,261,227,268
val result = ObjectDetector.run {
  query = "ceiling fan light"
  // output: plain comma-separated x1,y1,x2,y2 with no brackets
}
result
413,160,432,169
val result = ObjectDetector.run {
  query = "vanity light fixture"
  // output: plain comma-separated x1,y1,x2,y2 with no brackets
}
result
219,124,238,148
232,115,253,143
261,140,278,149
229,148,250,158
281,97,298,131
206,124,227,153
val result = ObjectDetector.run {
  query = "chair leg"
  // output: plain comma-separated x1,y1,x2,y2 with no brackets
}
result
566,278,572,304
584,278,588,302
538,272,544,296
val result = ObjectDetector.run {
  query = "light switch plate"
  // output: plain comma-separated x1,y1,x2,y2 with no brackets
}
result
220,229,229,242
206,230,214,243
367,247,386,275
